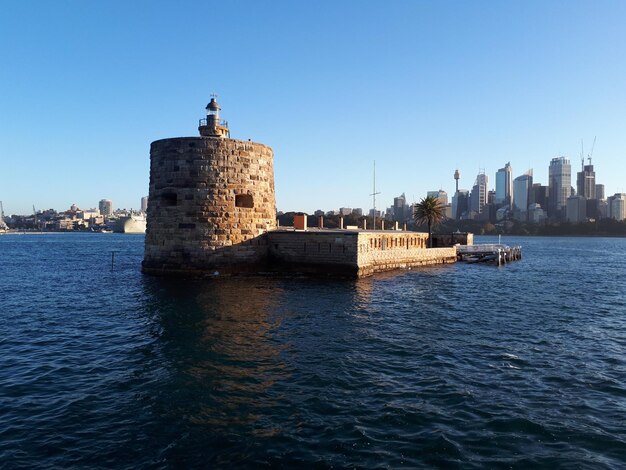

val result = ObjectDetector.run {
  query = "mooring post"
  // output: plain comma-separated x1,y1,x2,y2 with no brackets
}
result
111,251,116,270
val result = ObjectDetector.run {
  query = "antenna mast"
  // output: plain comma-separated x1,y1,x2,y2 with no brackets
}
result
370,160,381,230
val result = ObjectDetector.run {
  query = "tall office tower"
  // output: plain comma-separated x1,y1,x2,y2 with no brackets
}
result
141,196,149,212
595,184,605,201
427,190,448,206
531,184,549,209
99,199,113,216
470,171,488,215
576,163,596,199
392,193,407,222
513,170,533,215
548,157,571,219
608,194,626,221
452,190,469,220
495,162,513,208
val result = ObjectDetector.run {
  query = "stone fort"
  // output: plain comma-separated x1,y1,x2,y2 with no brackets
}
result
143,97,276,274
143,99,462,277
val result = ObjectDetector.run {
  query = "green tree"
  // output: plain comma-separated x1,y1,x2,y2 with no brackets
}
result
413,196,446,247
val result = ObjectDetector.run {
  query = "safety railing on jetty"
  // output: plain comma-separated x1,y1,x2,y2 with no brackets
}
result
458,244,522,266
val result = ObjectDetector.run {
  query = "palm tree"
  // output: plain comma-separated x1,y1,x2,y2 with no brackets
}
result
413,196,446,248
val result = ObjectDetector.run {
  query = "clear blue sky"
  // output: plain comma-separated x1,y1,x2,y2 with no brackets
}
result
2,0,625,215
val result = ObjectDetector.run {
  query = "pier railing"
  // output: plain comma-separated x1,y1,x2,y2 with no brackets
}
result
458,244,509,253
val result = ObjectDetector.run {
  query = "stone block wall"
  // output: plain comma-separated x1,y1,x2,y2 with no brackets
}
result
355,232,457,277
267,230,457,277
268,231,360,275
143,136,275,274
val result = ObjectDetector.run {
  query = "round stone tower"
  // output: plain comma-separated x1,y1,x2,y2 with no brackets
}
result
143,98,276,274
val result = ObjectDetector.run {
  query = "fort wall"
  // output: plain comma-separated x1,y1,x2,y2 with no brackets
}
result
267,230,457,277
143,136,275,274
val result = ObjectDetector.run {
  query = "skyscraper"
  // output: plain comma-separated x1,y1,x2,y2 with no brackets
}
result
392,193,407,222
608,194,626,221
548,157,571,219
452,190,469,220
513,171,533,217
427,190,448,206
495,162,513,208
576,163,596,199
470,171,488,215
595,184,605,201
141,196,149,212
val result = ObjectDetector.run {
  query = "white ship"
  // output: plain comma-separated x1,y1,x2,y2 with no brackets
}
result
114,213,146,234
0,201,8,233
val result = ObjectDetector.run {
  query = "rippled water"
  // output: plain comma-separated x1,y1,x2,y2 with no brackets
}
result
1,233,625,468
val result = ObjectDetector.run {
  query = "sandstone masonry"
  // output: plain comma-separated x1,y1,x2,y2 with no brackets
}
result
268,230,457,277
143,99,275,274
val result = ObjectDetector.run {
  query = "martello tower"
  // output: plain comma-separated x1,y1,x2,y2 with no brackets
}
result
143,97,276,274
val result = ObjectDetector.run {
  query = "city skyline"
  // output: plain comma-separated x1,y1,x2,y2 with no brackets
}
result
2,1,626,215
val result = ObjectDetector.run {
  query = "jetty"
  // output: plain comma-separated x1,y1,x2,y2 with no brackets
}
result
458,244,522,266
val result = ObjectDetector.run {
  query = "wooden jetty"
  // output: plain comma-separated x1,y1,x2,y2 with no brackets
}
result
458,244,522,266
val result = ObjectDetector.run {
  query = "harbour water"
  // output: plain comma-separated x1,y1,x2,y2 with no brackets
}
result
1,233,625,468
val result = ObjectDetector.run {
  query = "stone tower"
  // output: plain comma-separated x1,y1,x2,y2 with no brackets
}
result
143,98,276,275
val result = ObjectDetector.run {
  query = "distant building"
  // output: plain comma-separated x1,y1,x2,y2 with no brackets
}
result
392,193,408,222
141,196,148,212
99,199,113,217
495,162,513,208
79,210,100,221
338,207,352,216
452,190,469,220
513,171,533,217
608,193,626,221
470,172,488,216
595,184,605,201
576,162,596,199
548,157,571,219
427,190,448,206
566,195,587,223
531,184,549,209
528,203,547,223
352,208,363,216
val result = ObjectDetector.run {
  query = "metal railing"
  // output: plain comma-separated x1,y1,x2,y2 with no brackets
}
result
198,118,229,128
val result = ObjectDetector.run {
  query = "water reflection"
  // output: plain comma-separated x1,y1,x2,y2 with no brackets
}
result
141,276,289,434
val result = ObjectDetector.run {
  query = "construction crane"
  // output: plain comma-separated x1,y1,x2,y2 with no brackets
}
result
587,136,596,165
580,136,597,168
